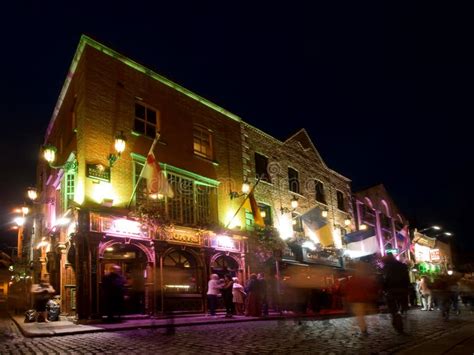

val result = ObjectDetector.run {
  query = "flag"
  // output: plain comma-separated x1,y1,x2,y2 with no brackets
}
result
142,152,174,198
396,225,409,251
243,191,265,227
301,206,333,246
344,226,379,256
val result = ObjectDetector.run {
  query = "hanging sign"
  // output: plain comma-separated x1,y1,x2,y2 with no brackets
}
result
86,163,111,182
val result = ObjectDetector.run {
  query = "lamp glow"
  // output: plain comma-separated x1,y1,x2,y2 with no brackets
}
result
447,270,453,276
291,197,298,209
241,180,250,194
344,217,351,226
43,145,57,163
360,224,367,230
27,187,38,201
321,209,328,218
114,131,127,154
21,206,29,215
14,217,25,226
260,210,266,218
444,232,453,236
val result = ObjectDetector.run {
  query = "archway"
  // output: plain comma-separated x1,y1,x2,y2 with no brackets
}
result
211,253,240,278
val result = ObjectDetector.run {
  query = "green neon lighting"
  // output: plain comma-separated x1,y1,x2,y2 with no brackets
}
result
46,35,241,141
130,153,220,187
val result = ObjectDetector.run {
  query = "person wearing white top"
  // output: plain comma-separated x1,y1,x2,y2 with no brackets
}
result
207,274,221,316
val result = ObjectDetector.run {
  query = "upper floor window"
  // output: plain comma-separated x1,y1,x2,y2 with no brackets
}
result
255,153,270,183
193,125,213,159
315,180,326,204
288,168,300,194
292,212,303,233
134,102,158,139
336,190,346,211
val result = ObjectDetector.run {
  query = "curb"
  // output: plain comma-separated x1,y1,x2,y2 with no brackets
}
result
10,312,349,338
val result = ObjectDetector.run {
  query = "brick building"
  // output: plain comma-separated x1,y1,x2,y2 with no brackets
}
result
35,35,249,320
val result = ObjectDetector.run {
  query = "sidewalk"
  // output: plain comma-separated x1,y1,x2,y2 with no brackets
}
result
11,310,347,337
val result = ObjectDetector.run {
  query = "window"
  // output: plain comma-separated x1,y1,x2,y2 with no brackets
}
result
163,251,200,294
134,102,158,139
133,157,217,226
336,190,346,211
315,180,326,204
193,125,213,159
288,168,300,194
255,153,270,182
258,203,272,226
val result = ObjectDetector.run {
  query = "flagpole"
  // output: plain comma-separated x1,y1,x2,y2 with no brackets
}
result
127,133,160,209
225,177,261,229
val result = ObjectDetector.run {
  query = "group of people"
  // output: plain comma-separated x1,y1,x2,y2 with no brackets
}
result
207,272,268,318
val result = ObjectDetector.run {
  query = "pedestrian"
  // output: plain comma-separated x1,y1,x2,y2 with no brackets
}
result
221,274,234,317
345,262,379,336
232,277,246,315
31,279,55,322
382,253,410,334
206,274,220,317
258,272,269,316
245,274,261,317
419,276,433,311
102,264,125,322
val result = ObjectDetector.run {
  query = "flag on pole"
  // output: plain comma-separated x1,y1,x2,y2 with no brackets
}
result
243,191,265,227
301,206,333,246
142,152,174,198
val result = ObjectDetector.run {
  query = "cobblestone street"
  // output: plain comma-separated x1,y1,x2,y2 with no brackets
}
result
1,310,474,354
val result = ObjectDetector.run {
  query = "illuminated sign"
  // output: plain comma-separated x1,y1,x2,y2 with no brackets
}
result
166,229,202,246
86,163,111,182
414,243,431,262
430,249,441,261
211,235,240,251
103,218,145,238
385,248,399,254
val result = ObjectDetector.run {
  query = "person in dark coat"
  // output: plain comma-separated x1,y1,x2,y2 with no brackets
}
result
382,253,410,333
245,274,261,317
221,274,234,317
102,265,126,322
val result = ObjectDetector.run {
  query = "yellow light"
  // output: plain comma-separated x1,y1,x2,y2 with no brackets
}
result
260,211,266,218
14,217,25,226
225,210,240,229
291,198,298,209
292,219,297,225
360,224,367,230
106,247,114,252
241,180,250,194
27,188,38,201
43,145,57,163
150,193,164,200
344,217,351,226
277,214,293,240
21,206,29,215
91,181,116,205
114,131,126,154
321,210,328,218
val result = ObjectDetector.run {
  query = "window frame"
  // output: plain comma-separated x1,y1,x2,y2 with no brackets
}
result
315,180,327,204
336,190,346,212
133,101,160,139
254,152,271,183
193,125,213,160
288,167,300,194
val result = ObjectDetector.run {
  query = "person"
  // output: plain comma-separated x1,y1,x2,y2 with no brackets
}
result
382,253,410,333
102,264,125,322
221,274,234,317
31,280,55,322
345,262,379,336
257,273,269,316
245,274,261,317
232,277,246,315
207,274,220,316
419,276,433,311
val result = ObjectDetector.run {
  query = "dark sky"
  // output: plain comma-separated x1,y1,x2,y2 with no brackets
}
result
1,2,472,255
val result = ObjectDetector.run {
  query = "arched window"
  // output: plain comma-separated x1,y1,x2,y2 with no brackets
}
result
212,255,239,278
163,250,200,294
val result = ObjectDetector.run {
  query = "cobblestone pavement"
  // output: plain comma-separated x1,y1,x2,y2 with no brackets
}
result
1,310,474,354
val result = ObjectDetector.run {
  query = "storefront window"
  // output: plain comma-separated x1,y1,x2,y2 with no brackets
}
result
163,251,200,294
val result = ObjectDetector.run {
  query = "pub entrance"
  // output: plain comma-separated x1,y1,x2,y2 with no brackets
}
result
101,243,148,315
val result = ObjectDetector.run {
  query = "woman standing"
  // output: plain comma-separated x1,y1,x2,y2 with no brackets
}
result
232,277,246,315
207,274,221,316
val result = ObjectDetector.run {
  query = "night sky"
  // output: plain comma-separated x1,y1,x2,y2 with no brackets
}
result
1,2,472,256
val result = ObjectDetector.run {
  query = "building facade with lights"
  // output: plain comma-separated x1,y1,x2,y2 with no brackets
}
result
239,124,354,287
350,184,411,261
35,35,254,320
411,230,452,277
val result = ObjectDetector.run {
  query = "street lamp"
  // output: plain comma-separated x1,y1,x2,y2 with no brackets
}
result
27,187,38,201
108,131,127,167
344,216,351,226
14,215,25,259
230,178,251,199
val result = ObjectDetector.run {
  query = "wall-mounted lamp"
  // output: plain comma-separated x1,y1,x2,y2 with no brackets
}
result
260,210,267,219
230,179,250,199
280,197,298,214
359,224,368,231
42,145,77,170
344,217,351,226
27,187,38,201
108,131,127,167
321,209,328,218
